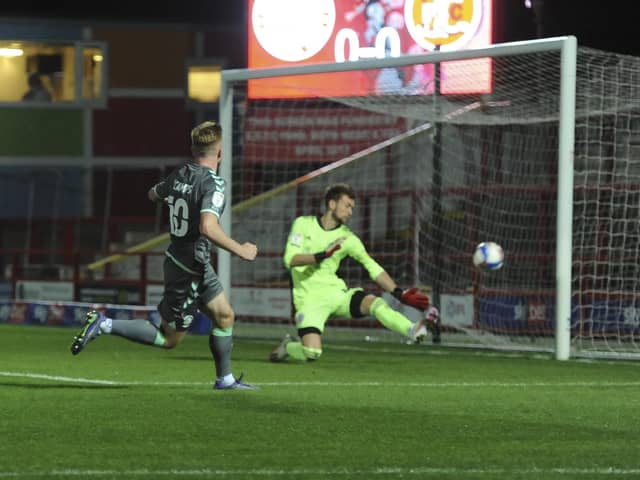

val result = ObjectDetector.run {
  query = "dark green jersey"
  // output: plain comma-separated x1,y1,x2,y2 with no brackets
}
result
153,163,226,274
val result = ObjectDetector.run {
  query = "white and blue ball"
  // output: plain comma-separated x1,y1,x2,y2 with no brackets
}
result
473,242,504,271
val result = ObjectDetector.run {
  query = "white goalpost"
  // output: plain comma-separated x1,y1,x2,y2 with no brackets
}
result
217,35,640,360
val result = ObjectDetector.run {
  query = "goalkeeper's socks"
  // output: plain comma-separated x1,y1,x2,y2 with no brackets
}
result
284,341,322,361
285,341,308,361
109,319,167,347
370,297,413,336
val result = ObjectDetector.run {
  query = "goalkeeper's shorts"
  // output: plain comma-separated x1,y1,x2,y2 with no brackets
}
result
293,287,363,333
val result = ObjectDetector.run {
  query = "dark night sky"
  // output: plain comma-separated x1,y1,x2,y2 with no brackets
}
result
0,1,636,57
0,1,245,27
499,1,636,57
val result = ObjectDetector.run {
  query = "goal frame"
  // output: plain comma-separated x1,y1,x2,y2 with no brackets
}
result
218,36,578,361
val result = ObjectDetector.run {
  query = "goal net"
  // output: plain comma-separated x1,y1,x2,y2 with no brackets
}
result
219,37,640,359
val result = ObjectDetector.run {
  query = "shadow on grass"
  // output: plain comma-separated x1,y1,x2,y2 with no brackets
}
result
164,355,211,361
0,382,129,390
164,355,276,364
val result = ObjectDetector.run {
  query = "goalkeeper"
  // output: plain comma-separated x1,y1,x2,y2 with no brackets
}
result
269,183,440,363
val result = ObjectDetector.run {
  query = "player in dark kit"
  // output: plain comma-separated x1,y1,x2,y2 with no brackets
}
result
71,121,259,390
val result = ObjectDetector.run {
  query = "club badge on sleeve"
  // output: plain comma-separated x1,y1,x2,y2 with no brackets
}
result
212,191,224,208
291,233,302,247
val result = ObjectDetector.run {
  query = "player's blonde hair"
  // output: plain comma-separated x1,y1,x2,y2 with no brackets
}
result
191,121,222,157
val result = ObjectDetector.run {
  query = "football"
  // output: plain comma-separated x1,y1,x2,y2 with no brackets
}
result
473,242,504,271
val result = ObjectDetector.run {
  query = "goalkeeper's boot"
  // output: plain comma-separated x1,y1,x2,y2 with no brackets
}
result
214,373,259,391
70,310,107,355
425,305,441,344
408,320,428,344
268,334,291,362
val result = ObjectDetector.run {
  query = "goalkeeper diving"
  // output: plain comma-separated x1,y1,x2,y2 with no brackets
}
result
269,183,440,363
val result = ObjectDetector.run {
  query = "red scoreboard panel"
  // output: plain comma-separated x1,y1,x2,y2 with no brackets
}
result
248,0,493,98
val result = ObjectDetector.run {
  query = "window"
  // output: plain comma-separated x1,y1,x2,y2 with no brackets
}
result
82,45,105,101
0,40,107,105
186,59,224,104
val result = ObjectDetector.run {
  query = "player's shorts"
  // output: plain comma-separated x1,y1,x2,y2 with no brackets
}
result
157,257,223,331
293,287,364,334
198,261,224,305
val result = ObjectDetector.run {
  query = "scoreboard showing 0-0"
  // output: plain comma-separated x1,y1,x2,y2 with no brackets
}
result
248,0,493,99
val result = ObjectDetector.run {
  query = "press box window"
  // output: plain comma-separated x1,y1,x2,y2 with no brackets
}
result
0,40,107,104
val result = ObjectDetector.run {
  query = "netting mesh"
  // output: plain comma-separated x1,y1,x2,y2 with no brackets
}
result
223,45,640,356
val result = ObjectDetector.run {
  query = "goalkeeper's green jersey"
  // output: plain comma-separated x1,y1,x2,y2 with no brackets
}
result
283,215,385,305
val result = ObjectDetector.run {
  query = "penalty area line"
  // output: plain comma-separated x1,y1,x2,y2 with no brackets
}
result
0,371,207,386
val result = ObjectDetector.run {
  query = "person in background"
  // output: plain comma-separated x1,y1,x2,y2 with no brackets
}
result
22,73,52,102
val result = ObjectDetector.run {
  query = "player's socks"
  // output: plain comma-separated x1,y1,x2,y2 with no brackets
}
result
217,373,236,386
370,297,413,336
285,341,308,361
107,319,166,346
209,327,233,380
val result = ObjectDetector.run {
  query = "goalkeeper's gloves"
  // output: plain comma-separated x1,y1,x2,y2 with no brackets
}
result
392,287,430,310
313,238,344,263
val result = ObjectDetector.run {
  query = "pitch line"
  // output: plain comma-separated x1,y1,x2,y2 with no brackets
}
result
2,371,640,388
1,467,640,477
0,371,119,385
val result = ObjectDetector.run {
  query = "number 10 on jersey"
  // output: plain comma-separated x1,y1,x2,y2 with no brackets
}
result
167,195,189,237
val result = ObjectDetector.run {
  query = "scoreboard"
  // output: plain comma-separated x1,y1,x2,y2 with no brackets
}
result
248,0,493,98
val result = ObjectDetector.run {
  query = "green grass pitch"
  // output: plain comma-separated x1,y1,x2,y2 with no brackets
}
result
1,324,639,479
